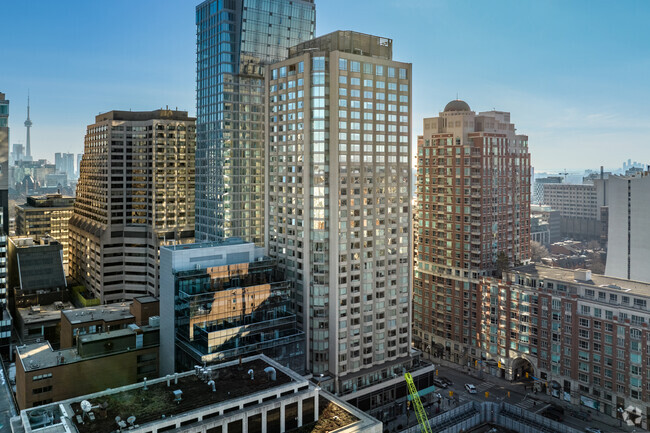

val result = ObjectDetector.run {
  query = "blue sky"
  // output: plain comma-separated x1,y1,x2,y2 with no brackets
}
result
3,0,650,171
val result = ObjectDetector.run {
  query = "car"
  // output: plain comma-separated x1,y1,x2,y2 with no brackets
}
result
465,383,477,394
584,428,602,433
439,376,453,386
432,378,448,389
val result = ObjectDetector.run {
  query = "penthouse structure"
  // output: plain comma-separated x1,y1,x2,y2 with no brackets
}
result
414,100,530,364
69,109,196,303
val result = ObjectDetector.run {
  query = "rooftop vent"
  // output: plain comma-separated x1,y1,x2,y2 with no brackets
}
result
173,389,183,404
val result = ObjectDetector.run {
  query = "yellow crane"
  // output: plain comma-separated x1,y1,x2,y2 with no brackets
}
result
404,373,432,433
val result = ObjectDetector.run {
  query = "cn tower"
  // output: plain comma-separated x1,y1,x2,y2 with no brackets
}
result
24,93,32,159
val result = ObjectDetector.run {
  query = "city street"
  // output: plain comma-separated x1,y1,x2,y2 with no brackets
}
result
382,359,646,433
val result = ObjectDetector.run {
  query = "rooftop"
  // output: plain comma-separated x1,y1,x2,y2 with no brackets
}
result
14,355,380,433
162,237,247,251
62,304,133,325
511,264,650,297
289,30,392,60
17,325,158,371
18,302,74,325
134,296,158,304
95,109,195,123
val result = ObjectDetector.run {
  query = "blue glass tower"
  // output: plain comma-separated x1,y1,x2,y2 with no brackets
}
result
195,0,315,244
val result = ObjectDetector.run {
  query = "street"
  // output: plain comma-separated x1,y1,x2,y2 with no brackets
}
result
382,360,645,433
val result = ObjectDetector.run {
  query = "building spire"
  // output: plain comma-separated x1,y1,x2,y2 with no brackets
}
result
24,91,32,158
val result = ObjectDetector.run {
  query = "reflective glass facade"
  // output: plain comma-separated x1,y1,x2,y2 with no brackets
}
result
172,258,305,373
195,0,315,244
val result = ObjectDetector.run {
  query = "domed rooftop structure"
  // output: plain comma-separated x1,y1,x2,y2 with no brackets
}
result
444,99,471,112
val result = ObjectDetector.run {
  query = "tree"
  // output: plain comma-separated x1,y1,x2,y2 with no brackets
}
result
495,251,510,278
530,241,550,262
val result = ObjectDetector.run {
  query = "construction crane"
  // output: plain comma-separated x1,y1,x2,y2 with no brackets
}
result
404,373,432,433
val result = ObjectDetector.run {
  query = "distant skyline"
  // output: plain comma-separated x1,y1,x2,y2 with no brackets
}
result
3,0,650,169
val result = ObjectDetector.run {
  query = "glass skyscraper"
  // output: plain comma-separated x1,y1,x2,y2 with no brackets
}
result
195,0,316,244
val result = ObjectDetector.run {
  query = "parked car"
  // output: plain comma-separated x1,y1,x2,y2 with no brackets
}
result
439,376,453,386
432,378,448,389
584,428,602,433
465,383,477,394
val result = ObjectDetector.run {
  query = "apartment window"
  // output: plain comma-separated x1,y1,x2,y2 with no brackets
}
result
339,59,347,71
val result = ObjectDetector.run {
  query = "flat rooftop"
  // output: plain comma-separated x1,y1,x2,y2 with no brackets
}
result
62,304,133,325
134,296,158,304
162,237,247,251
17,326,158,371
15,355,379,433
16,342,79,371
18,302,74,325
512,264,650,297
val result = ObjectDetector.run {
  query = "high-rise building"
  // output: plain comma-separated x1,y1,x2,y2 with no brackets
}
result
266,31,413,393
69,109,196,303
75,153,82,178
413,100,530,365
194,0,315,245
54,152,75,182
600,172,650,282
11,143,25,164
15,193,75,274
0,92,10,356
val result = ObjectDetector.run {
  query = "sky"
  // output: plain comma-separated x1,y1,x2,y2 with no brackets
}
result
3,0,650,172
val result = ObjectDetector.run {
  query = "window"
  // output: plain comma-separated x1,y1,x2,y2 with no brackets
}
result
351,61,360,72
339,59,347,71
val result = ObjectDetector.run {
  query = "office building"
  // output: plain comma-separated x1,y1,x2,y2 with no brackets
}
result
54,152,75,182
600,172,650,282
15,318,159,410
159,239,304,376
484,265,650,429
533,175,562,205
69,109,196,303
8,236,66,305
414,100,530,365
530,204,561,243
11,143,25,164
0,92,11,357
76,153,82,178
15,194,75,273
10,354,382,433
266,31,413,394
530,214,550,246
542,183,598,219
195,0,315,244
60,297,158,348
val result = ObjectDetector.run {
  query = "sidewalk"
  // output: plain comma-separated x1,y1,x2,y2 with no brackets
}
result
431,356,646,433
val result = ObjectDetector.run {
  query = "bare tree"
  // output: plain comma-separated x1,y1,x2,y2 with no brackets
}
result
530,241,550,262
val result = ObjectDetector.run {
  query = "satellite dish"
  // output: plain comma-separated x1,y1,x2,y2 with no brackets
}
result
115,416,121,423
127,416,136,425
81,401,92,413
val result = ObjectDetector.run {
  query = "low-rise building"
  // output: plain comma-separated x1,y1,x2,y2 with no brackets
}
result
15,301,73,346
10,354,381,433
60,297,158,348
15,319,160,410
